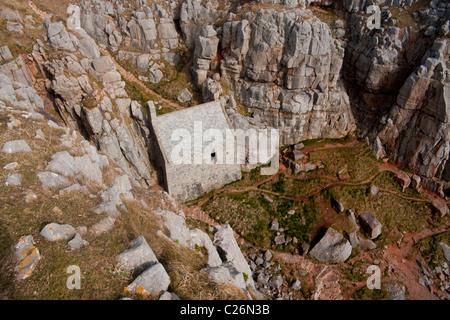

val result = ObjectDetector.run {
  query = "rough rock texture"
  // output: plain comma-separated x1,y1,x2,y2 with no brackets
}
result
220,8,355,144
90,216,116,236
432,198,449,217
125,263,171,296
385,282,408,300
438,242,450,262
34,22,153,185
37,171,72,189
191,25,220,87
375,39,450,183
5,173,22,186
40,223,77,241
341,1,450,191
115,235,158,273
190,228,223,267
212,224,255,288
153,208,192,247
180,0,221,50
46,150,105,186
309,228,352,263
12,235,41,280
201,263,247,291
358,211,382,239
68,233,89,250
1,140,32,153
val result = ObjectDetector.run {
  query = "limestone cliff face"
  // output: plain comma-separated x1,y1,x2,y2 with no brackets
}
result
343,15,431,135
339,0,450,187
79,0,180,52
220,8,355,145
376,38,450,182
20,0,450,189
180,0,223,50
34,23,153,185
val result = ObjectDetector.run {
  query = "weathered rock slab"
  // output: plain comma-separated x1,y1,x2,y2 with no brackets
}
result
309,228,352,263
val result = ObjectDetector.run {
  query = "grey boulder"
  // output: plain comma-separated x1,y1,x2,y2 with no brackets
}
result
309,228,352,263
37,171,71,189
358,211,382,239
2,140,32,153
40,223,77,241
5,173,22,186
126,263,170,296
68,233,88,250
116,235,158,273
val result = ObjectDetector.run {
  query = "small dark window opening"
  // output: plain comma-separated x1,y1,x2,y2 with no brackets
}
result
211,152,217,163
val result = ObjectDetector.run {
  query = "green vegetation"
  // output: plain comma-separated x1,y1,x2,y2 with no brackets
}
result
0,113,247,300
310,5,347,37
201,137,438,257
411,231,450,267
204,190,322,251
81,92,98,109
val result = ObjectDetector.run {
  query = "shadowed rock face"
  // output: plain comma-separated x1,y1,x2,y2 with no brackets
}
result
375,39,450,183
358,211,382,240
337,0,450,187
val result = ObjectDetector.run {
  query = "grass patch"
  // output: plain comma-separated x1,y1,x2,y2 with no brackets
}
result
0,110,248,300
204,190,322,252
352,286,388,300
411,230,450,268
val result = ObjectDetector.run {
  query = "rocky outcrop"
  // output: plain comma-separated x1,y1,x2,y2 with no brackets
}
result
191,25,220,88
358,211,382,239
12,235,41,280
343,14,431,135
180,0,222,50
220,8,355,144
338,0,450,190
309,228,352,263
212,224,256,290
34,22,153,185
125,262,171,296
116,235,158,274
375,38,450,183
79,0,179,52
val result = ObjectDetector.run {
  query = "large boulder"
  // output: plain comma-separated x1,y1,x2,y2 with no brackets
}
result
2,140,32,153
309,228,352,263
212,224,254,288
201,263,247,292
37,171,71,189
153,208,192,247
115,235,158,273
12,235,41,280
358,211,382,239
220,8,355,145
92,56,116,74
431,198,449,217
47,22,77,52
40,223,77,241
190,228,222,267
438,242,450,262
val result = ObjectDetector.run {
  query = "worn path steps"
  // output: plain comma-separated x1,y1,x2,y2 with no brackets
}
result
97,47,184,111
